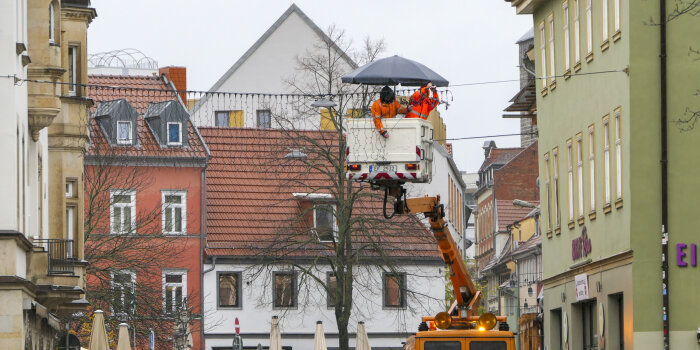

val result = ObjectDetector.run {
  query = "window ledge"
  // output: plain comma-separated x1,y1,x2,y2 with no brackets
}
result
541,87,549,97
586,52,594,63
546,230,553,238
613,31,622,42
549,80,557,90
601,40,610,52
577,217,585,226
554,227,562,235
217,306,243,310
603,203,612,213
588,211,596,220
574,62,582,72
568,221,576,230
564,69,572,80
615,198,623,209
383,306,408,311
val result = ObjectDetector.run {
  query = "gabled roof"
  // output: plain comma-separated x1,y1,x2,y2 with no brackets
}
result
200,127,439,261
496,199,539,232
86,74,209,161
205,4,356,96
512,234,541,258
478,147,524,172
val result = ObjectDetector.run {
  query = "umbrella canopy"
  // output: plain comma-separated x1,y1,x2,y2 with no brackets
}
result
88,310,110,350
269,316,282,350
313,321,327,350
355,321,371,350
341,55,449,87
116,323,131,350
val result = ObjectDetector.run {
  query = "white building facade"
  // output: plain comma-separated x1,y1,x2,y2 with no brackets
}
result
407,143,470,259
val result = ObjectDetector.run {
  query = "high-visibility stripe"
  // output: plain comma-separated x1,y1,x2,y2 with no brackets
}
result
406,110,429,119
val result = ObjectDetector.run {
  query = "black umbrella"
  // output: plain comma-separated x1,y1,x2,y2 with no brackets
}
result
342,55,449,87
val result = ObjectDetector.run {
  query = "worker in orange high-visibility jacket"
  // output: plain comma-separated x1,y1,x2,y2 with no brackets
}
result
371,86,407,138
405,82,439,120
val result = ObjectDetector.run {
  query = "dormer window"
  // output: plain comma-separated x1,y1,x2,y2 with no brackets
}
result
117,121,132,144
167,122,182,145
314,203,337,242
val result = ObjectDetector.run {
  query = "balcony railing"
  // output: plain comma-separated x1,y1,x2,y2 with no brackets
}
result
35,239,75,275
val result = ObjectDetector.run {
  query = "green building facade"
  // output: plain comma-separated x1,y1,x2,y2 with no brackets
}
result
505,0,700,349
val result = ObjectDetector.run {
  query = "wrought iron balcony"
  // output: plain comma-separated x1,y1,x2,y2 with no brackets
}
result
35,239,75,275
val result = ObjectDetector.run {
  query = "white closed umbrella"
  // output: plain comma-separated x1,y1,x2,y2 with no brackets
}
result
356,321,371,350
269,316,282,350
88,310,110,350
313,321,327,350
116,323,131,350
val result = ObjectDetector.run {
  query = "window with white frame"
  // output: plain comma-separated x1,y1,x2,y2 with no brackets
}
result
574,0,581,64
613,0,621,34
163,270,187,314
553,148,561,229
111,270,136,315
117,121,132,144
548,14,556,85
614,107,622,201
586,0,593,56
544,153,552,232
68,46,77,95
314,203,336,242
601,0,609,45
66,206,76,257
48,2,55,43
603,116,611,206
576,134,584,220
111,190,135,234
567,139,574,223
65,179,76,198
539,21,547,91
588,125,596,214
563,1,571,72
162,191,186,234
167,122,182,145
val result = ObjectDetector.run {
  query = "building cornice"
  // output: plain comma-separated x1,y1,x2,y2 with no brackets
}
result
0,230,33,252
543,250,633,288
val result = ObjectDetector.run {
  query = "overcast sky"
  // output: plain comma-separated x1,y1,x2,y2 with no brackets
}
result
88,0,532,173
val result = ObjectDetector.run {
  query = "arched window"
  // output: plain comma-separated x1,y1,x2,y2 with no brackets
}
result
48,2,55,43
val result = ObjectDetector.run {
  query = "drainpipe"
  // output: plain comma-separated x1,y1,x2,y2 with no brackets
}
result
200,167,208,350
659,0,669,348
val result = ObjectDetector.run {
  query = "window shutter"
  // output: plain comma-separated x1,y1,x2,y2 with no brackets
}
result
229,110,244,127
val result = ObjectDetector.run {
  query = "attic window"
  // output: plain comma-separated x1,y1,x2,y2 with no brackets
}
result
314,203,336,243
117,121,132,144
167,122,182,145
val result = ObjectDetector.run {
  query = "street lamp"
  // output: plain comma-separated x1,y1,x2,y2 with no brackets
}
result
311,99,337,109
512,199,539,209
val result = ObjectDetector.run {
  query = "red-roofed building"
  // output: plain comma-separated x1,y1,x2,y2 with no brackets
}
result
85,73,209,349
199,127,444,350
473,140,538,313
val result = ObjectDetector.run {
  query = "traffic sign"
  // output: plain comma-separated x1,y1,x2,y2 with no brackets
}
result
235,317,240,335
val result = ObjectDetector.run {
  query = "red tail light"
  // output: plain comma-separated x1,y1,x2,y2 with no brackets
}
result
348,164,361,171
406,163,419,170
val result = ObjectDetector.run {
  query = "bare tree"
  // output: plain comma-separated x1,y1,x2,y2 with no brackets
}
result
244,26,442,350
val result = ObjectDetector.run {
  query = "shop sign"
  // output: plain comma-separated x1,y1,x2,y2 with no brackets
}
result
677,243,698,267
575,273,589,301
572,225,592,260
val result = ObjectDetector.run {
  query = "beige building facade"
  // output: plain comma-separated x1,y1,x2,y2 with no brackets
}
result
0,1,95,349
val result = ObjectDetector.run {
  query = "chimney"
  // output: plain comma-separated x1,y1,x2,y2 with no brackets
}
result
482,140,497,158
159,66,187,103
445,143,453,156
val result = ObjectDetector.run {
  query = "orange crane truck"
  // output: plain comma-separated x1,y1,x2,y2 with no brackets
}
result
395,193,516,350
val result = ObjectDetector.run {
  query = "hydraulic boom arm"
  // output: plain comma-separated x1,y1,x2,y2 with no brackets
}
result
404,195,481,317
